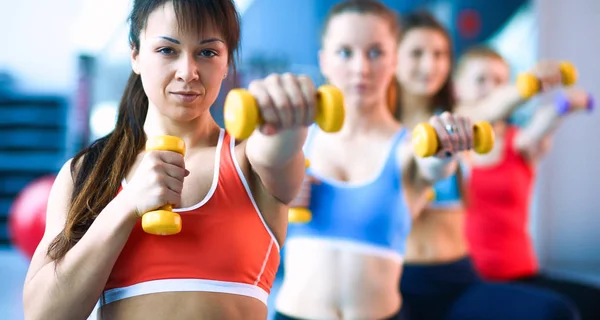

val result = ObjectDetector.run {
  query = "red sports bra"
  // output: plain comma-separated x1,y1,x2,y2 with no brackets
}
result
102,129,280,306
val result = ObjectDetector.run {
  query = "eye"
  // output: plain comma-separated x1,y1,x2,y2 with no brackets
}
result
157,47,176,55
199,49,218,58
368,48,382,59
410,48,423,58
337,48,352,59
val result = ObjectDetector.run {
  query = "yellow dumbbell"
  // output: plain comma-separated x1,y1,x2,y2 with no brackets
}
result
288,158,312,223
412,121,495,158
142,135,186,236
426,187,436,202
516,61,577,99
223,85,345,140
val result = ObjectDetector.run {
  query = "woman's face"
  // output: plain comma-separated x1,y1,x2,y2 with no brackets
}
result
455,56,510,104
396,28,451,97
131,2,229,121
319,13,398,109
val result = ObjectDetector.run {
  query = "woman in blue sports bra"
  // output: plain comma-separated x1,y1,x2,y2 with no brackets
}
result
274,2,477,320
394,11,579,320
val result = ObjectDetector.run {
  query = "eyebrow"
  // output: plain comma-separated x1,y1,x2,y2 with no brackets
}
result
158,36,225,45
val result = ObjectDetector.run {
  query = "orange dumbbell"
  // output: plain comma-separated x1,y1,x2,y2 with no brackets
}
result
516,61,577,99
223,85,345,140
412,121,495,158
142,135,186,236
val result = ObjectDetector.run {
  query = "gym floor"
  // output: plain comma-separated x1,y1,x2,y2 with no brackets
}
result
1,245,598,320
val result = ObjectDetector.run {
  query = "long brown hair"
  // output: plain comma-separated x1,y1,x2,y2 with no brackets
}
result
48,0,241,261
392,10,456,120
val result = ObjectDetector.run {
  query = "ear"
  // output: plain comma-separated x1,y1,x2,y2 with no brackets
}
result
131,45,140,75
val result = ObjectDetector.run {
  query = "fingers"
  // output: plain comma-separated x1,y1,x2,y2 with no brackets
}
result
565,87,590,109
428,112,475,158
457,115,473,150
429,112,456,158
264,74,294,129
248,79,279,135
248,73,317,134
533,60,563,91
160,177,183,208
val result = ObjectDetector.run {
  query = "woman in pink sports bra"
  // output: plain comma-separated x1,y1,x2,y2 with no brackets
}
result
22,1,322,319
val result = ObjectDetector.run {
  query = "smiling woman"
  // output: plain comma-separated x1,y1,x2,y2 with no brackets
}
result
22,1,325,320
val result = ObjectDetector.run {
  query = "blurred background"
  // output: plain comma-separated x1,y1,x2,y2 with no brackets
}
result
1,0,598,319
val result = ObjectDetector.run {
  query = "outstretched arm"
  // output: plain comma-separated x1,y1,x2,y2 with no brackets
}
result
456,60,569,122
244,73,318,205
515,87,593,163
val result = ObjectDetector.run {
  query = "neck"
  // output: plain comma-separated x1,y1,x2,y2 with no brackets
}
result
400,89,434,129
339,99,396,138
143,106,221,149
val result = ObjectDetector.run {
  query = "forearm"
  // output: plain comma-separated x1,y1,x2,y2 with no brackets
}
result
415,156,458,183
23,195,137,320
246,128,307,169
458,85,525,122
517,104,561,148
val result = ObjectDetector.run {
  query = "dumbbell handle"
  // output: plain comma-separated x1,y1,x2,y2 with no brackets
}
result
223,85,345,140
412,121,495,158
516,61,577,99
142,135,186,236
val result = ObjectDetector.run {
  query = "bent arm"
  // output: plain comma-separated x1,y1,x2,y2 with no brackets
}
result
23,160,139,320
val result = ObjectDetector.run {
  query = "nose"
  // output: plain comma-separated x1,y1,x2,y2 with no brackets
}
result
351,53,371,76
175,53,199,83
419,53,434,74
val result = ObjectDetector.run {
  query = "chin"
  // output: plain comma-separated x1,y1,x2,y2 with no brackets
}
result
167,105,206,121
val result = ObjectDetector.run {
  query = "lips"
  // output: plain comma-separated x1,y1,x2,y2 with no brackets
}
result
171,91,200,102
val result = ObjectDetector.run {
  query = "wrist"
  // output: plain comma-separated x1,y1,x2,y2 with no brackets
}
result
113,190,141,226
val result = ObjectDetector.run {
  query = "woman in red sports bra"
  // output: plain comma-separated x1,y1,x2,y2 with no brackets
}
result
454,46,600,320
22,1,322,319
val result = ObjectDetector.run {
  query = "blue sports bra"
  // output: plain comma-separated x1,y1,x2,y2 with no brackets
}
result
428,161,469,209
286,126,412,262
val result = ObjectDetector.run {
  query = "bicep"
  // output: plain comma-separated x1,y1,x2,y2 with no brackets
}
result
25,159,74,284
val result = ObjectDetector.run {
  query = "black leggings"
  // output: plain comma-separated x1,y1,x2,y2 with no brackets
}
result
399,257,580,320
514,273,600,320
275,310,401,320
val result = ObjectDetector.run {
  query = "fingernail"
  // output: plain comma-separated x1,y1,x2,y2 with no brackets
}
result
185,169,191,176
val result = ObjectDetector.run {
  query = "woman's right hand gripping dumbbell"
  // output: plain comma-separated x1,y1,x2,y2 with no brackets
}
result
121,149,189,223
412,112,494,159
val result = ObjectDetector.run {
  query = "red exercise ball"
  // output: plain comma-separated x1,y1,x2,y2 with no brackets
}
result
8,175,56,259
